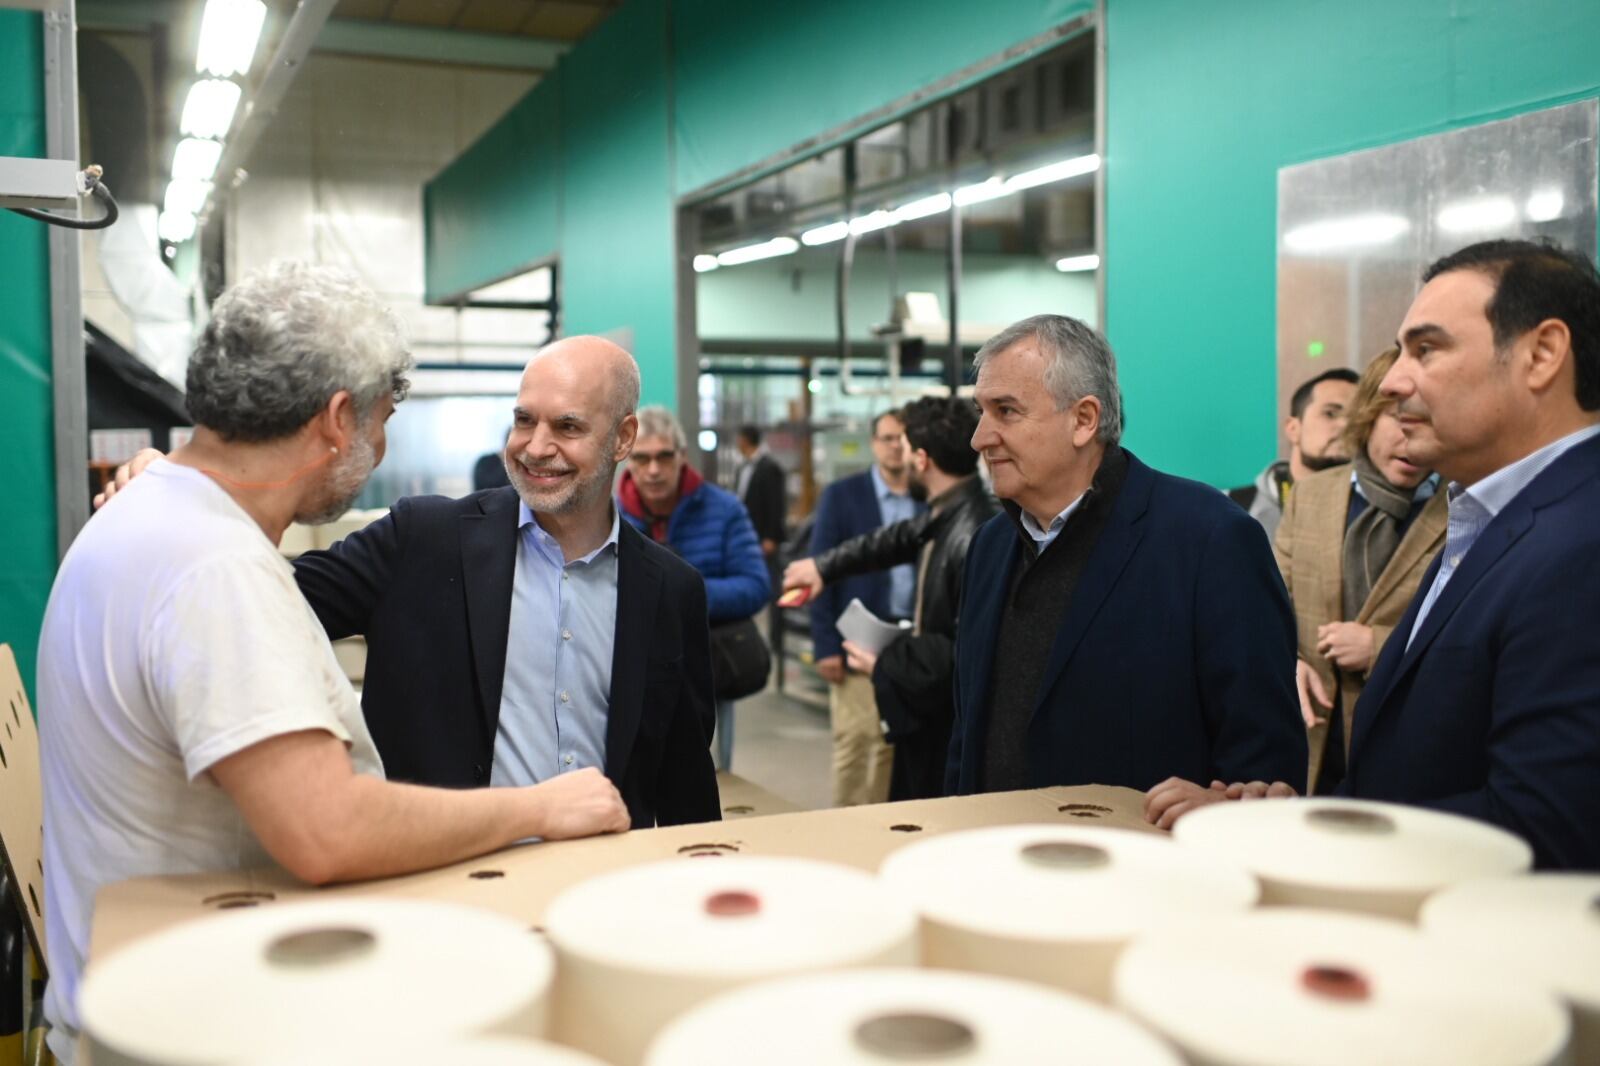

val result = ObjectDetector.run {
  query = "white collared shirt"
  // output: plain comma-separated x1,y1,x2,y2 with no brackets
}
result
1020,491,1089,552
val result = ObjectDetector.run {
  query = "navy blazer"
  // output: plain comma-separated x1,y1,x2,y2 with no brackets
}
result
808,470,894,662
947,450,1305,795
292,487,721,830
1345,433,1600,870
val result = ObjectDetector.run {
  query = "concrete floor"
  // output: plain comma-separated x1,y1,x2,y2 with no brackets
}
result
718,677,833,811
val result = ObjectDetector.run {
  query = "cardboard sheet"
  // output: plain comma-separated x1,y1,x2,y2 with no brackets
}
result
89,785,1155,965
0,643,46,965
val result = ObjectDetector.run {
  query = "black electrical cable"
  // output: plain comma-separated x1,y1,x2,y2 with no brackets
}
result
7,179,119,230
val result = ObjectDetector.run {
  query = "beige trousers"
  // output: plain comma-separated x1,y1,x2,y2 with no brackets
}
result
830,672,894,806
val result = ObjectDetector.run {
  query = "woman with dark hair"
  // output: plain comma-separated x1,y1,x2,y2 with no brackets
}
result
1274,347,1448,793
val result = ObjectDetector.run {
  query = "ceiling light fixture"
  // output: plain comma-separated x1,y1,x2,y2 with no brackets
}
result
180,79,242,139
172,137,224,181
1282,213,1410,253
197,0,267,77
716,236,800,267
800,221,851,246
1006,153,1101,191
158,210,197,243
848,210,894,235
1055,254,1100,272
892,192,952,222
953,178,1008,206
1436,196,1517,234
163,178,213,217
1525,189,1565,223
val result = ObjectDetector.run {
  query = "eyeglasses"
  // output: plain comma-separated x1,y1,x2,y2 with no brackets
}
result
630,449,680,467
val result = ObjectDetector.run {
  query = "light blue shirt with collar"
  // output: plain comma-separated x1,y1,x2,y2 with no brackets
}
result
491,501,620,787
870,463,920,619
1407,423,1600,648
1020,490,1090,552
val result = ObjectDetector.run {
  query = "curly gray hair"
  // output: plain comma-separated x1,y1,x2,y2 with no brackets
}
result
635,405,687,450
186,261,412,442
974,314,1123,445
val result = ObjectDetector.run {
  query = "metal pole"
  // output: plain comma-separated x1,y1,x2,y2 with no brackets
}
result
946,200,963,393
44,0,88,558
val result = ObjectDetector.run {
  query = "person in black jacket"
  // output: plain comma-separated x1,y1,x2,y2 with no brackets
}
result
784,396,998,799
734,424,788,563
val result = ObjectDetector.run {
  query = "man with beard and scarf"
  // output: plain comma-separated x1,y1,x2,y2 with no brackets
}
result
39,264,630,1063
1268,347,1447,795
1150,240,1600,871
1229,367,1360,539
781,396,999,800
288,336,721,830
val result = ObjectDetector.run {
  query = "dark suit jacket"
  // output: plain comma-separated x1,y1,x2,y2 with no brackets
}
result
808,469,891,662
292,487,721,830
740,453,787,548
1345,433,1600,870
948,450,1306,794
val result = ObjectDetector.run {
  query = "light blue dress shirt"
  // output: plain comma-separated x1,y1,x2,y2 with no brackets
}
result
1020,491,1089,553
871,464,920,619
1407,423,1600,648
491,502,620,787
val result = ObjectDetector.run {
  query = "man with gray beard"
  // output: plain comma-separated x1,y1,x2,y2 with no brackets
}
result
40,264,630,1063
290,336,721,829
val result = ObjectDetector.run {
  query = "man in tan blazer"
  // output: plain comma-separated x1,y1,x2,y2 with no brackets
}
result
1274,348,1448,792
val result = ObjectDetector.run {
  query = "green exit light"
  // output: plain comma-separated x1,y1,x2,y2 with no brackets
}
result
1307,341,1326,358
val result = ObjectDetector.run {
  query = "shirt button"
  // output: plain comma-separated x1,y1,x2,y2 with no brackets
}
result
560,690,570,703
563,754,574,765
562,628,572,641
1449,555,1461,567
561,573,569,582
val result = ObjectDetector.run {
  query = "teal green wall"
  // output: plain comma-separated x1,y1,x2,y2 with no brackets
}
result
556,0,677,407
0,11,54,699
429,0,1600,485
1104,0,1600,487
426,0,1090,410
699,248,1097,342
671,0,1092,196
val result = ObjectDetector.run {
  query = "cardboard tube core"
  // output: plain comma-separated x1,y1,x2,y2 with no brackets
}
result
1305,808,1396,835
704,890,761,917
1019,841,1110,870
1301,964,1371,1002
264,927,377,968
854,1012,977,1059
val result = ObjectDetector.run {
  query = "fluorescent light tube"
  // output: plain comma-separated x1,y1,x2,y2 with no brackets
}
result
1525,189,1564,223
158,210,197,243
1436,196,1516,234
163,178,213,217
1283,213,1410,253
800,221,850,246
197,0,267,77
892,192,951,222
953,178,1009,206
1055,254,1100,272
692,254,720,273
848,210,894,235
172,138,224,181
716,237,800,267
1006,153,1101,191
180,79,242,139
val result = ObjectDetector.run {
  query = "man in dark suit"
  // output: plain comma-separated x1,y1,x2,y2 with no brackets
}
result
734,424,787,563
294,337,720,830
1157,241,1600,870
950,314,1305,799
735,423,788,649
809,410,925,805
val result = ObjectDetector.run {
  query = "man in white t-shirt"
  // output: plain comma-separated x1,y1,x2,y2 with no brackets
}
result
37,262,629,1061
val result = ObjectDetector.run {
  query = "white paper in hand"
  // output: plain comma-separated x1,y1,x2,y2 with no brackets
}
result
836,598,908,655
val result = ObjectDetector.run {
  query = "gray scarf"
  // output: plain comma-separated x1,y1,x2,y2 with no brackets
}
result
1341,449,1416,618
